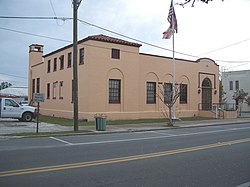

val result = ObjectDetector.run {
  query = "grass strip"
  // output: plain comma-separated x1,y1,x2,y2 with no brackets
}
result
38,115,213,126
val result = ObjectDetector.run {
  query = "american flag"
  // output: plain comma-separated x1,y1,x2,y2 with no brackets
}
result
162,27,174,39
163,0,178,39
168,0,177,33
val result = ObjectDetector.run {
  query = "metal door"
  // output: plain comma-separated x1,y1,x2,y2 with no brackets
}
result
202,78,212,110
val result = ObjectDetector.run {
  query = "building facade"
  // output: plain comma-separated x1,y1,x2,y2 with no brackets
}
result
222,70,250,113
29,34,220,121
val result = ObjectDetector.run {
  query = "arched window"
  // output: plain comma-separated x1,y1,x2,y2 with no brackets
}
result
202,78,212,88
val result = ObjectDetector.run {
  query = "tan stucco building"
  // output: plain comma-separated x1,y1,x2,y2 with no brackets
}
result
29,34,220,121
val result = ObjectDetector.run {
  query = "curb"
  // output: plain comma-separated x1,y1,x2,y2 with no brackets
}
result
5,119,249,139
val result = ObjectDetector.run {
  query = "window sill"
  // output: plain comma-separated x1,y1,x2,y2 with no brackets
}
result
109,102,121,104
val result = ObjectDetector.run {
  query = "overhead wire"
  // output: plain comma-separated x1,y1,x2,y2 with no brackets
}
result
0,73,27,79
77,18,199,59
0,16,71,20
0,16,249,64
199,38,250,56
0,26,70,43
49,0,57,18
49,0,67,26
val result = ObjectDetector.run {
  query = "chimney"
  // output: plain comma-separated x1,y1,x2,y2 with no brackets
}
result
29,44,44,68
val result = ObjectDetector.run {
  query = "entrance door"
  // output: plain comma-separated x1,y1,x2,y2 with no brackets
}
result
202,78,212,110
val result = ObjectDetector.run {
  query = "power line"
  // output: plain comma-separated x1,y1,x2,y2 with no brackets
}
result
77,18,199,59
215,60,250,63
49,0,57,17
0,16,71,21
230,62,249,69
0,16,197,58
0,73,27,79
0,17,249,64
0,26,71,43
199,38,250,56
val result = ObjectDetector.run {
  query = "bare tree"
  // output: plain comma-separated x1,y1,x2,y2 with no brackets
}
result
157,83,186,126
177,0,224,7
233,89,248,116
245,96,250,106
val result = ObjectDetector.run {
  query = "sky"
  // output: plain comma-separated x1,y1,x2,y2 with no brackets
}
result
0,0,250,86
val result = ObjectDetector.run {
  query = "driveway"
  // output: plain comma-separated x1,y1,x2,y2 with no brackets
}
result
0,119,72,135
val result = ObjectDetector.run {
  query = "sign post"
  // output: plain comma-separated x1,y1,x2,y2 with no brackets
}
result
33,93,45,133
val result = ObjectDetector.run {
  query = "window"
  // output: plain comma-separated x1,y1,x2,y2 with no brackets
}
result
164,83,172,104
36,78,40,93
79,48,84,64
109,79,121,103
32,79,35,94
112,48,120,59
47,83,50,99
59,55,64,70
53,58,57,71
47,60,51,73
235,80,239,90
68,52,72,68
229,81,233,90
59,81,63,99
180,84,188,104
4,99,19,107
146,82,156,104
53,82,57,99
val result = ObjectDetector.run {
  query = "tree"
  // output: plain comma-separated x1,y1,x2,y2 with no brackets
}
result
233,89,248,116
177,0,224,7
0,82,12,90
245,96,250,106
219,80,226,103
158,83,185,126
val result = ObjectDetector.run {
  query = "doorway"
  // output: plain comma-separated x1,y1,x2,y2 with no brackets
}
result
202,78,212,110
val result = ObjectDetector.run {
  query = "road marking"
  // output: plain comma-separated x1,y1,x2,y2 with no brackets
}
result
70,126,250,146
0,137,249,178
150,131,176,136
49,137,73,145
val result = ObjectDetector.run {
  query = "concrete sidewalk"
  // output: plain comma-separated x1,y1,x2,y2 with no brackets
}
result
0,118,250,137
81,118,250,134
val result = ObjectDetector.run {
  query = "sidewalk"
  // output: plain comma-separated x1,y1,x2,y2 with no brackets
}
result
81,118,250,134
1,118,250,137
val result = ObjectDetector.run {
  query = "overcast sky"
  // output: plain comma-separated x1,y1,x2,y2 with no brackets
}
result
0,0,250,86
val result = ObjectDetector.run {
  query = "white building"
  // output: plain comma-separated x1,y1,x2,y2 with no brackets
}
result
0,86,28,103
222,70,250,113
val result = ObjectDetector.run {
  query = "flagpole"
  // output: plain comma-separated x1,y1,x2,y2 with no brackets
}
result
172,9,176,120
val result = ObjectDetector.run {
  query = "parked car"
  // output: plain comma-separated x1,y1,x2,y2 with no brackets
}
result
0,98,36,122
19,100,29,106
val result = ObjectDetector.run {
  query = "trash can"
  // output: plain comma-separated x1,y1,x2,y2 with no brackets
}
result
95,116,106,131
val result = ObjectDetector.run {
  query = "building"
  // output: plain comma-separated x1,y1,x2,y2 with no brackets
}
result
0,86,28,103
222,70,250,114
29,34,220,121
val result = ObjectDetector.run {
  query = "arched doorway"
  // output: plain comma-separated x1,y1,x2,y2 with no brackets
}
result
202,78,212,110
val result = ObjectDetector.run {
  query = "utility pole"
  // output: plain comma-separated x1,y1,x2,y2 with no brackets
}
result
73,0,82,131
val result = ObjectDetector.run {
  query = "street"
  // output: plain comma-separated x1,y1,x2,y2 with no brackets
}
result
0,123,250,187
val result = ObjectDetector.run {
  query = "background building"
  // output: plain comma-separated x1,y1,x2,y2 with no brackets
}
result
222,70,250,115
29,34,220,121
0,86,28,104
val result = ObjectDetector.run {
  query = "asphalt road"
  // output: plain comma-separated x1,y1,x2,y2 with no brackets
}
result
0,123,250,187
